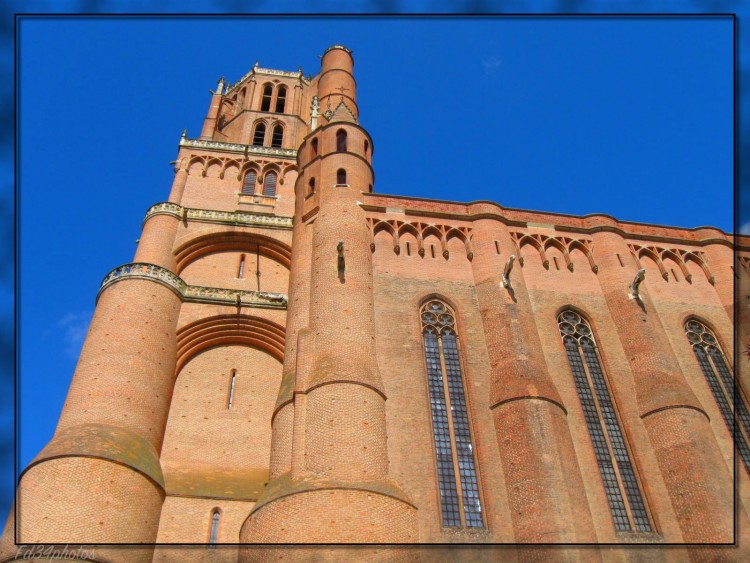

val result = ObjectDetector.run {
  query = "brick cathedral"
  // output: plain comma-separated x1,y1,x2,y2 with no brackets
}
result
3,45,750,561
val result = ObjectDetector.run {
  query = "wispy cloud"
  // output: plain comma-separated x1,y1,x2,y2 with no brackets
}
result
56,311,93,360
482,56,502,74
741,222,750,235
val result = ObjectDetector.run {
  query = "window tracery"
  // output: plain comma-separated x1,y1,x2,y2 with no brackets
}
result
685,319,750,474
558,310,651,533
421,299,483,528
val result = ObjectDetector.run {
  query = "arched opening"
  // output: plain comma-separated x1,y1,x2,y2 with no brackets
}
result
275,86,287,113
336,129,347,152
263,171,278,196
260,85,273,111
557,309,652,533
208,509,220,547
271,125,283,148
253,123,266,146
308,177,316,195
336,169,347,185
241,170,257,195
311,138,318,158
420,299,483,528
364,139,369,155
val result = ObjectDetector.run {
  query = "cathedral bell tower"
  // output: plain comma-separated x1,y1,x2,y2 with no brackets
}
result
239,46,418,555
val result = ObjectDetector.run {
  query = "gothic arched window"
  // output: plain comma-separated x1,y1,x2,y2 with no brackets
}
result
208,509,220,548
253,123,266,146
336,169,347,185
558,310,652,533
275,85,287,113
241,170,256,195
421,299,483,528
271,125,283,148
685,318,750,474
260,84,273,111
263,171,277,197
336,129,347,152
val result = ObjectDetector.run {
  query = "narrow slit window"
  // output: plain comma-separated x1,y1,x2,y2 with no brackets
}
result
558,310,652,533
241,170,256,195
311,138,318,158
228,370,236,409
275,86,287,113
406,242,411,256
237,255,246,279
253,123,266,146
364,139,369,155
337,169,346,185
617,253,624,267
430,245,435,259
671,268,678,282
336,129,347,152
208,509,220,547
553,256,560,270
685,319,750,475
308,178,315,195
421,299,484,528
260,85,272,111
271,125,283,148
494,241,500,255
263,171,277,196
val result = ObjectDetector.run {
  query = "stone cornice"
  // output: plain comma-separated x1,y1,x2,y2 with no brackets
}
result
98,262,288,309
179,136,297,159
144,202,293,230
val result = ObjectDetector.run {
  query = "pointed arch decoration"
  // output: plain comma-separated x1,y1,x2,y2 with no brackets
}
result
420,298,483,529
510,232,598,273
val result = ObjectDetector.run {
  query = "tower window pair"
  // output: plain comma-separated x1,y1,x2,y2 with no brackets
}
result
242,170,277,197
260,84,287,113
253,123,283,148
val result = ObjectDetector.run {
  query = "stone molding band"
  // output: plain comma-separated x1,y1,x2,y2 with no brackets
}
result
143,201,294,230
98,262,288,309
179,136,297,159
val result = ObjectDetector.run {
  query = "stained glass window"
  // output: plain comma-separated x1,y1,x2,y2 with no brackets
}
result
421,299,483,528
558,310,652,533
685,319,750,475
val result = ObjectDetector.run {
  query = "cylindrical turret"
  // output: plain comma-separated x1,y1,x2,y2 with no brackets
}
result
470,218,598,544
240,46,417,556
592,229,733,543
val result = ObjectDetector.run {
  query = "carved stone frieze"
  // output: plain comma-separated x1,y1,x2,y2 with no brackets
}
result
144,202,293,230
98,262,287,309
179,137,297,159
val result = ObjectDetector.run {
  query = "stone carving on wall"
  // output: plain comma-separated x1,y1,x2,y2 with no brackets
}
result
99,262,288,309
510,232,598,273
144,202,293,230
180,137,297,159
367,219,474,261
627,244,714,284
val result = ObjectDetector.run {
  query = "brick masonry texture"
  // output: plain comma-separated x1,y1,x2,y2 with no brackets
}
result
5,44,750,562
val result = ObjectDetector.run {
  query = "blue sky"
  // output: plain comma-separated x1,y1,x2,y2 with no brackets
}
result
10,14,736,522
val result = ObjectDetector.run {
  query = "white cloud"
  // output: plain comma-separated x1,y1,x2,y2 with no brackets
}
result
482,56,502,74
56,311,93,360
741,222,750,235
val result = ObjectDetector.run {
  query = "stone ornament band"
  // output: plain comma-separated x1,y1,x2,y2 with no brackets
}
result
143,202,294,230
98,262,288,309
